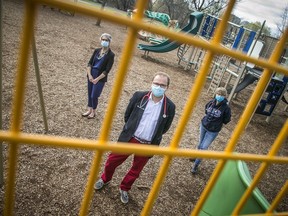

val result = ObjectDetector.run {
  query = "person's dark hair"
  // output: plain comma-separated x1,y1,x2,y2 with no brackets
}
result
153,72,170,87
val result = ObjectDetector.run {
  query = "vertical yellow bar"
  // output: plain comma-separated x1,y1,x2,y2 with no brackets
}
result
142,52,215,216
267,181,288,214
190,0,239,215
142,1,236,215
4,0,37,215
79,1,149,215
233,120,288,214
193,28,288,216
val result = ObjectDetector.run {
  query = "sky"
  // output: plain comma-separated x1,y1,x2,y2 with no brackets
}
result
232,0,288,34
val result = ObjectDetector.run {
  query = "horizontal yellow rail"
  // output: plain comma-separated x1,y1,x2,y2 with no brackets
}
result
36,0,288,75
1,131,288,163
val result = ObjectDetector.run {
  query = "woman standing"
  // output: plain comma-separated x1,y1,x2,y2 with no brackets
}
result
82,33,115,119
191,87,231,174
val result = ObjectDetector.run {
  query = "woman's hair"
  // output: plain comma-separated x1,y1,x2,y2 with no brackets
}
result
100,33,112,42
153,72,170,87
215,87,227,97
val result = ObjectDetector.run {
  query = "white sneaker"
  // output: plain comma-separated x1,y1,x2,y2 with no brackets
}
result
94,178,110,190
119,189,129,204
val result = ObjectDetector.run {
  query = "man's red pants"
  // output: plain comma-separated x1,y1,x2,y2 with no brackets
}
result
101,137,150,191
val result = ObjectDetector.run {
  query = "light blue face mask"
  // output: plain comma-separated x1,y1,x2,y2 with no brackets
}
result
151,85,166,97
215,94,225,102
101,40,109,48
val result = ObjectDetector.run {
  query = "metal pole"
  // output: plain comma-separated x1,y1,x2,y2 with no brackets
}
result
185,14,207,71
31,33,48,132
0,0,4,186
245,21,270,125
228,20,266,102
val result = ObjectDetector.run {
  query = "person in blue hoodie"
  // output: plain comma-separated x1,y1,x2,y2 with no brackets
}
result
191,87,231,174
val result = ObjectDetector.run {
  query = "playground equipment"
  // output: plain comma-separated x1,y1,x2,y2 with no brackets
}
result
196,15,288,122
200,160,275,215
215,38,288,122
255,75,288,117
137,11,204,56
136,10,179,43
177,14,257,72
144,10,171,26
208,39,264,96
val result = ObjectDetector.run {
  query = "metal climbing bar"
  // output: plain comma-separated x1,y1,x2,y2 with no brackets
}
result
4,1,37,215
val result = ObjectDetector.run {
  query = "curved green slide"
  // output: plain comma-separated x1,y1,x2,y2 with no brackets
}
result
144,10,171,26
199,160,275,215
137,11,204,53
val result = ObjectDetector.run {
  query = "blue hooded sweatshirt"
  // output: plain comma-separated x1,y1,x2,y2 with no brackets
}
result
201,98,231,132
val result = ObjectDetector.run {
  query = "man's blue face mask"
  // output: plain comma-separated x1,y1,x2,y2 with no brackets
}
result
151,84,166,97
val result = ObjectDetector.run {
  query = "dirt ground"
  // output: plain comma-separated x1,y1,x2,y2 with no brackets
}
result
0,1,287,215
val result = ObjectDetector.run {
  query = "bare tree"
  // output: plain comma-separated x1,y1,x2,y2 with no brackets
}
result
152,0,192,27
243,21,271,36
151,0,241,28
276,4,288,37
187,0,229,16
94,0,152,26
95,0,108,26
109,0,137,11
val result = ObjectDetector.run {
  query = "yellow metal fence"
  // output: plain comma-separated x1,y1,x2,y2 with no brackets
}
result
1,0,288,215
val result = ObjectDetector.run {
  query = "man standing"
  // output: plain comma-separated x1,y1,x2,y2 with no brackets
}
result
95,72,176,204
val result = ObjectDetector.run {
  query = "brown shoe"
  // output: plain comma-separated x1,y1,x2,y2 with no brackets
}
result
189,158,196,162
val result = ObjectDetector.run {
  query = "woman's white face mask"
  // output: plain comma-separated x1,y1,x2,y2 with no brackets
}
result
101,40,109,48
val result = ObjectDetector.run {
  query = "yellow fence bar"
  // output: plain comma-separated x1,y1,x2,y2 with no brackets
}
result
34,0,288,76
4,0,38,215
233,120,288,214
192,28,288,215
267,181,288,213
0,131,287,164
243,213,288,216
143,1,237,215
79,0,149,215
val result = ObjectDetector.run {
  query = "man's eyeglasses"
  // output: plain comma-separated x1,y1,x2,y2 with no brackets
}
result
152,82,167,88
101,38,109,42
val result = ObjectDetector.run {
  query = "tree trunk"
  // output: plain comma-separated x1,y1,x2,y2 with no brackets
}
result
96,1,107,26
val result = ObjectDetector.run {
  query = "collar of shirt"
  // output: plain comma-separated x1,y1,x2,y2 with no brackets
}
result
134,94,164,141
148,93,164,105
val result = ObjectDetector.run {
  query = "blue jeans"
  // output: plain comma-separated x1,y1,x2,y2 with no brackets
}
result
194,123,219,166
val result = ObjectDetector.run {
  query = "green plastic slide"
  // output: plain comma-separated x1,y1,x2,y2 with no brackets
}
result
144,10,171,26
138,11,204,53
199,160,275,215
